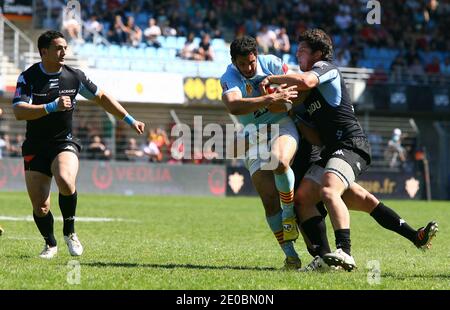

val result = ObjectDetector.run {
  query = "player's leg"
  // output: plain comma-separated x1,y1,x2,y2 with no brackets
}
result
270,126,299,242
294,175,336,271
25,170,57,258
343,183,438,250
295,177,330,253
319,155,357,271
251,169,301,269
51,150,83,256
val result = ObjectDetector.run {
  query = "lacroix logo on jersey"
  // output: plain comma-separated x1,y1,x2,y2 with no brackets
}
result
59,89,77,95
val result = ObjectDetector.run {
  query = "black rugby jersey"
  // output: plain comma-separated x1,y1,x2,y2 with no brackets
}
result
299,61,365,151
12,63,98,153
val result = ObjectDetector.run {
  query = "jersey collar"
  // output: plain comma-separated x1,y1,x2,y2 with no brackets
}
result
39,62,62,75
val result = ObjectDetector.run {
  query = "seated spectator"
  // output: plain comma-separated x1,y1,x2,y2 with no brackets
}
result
197,33,215,61
385,128,406,168
124,16,142,47
334,49,351,67
274,27,290,58
124,137,145,161
144,130,162,162
108,15,127,45
84,15,103,43
87,135,111,160
256,25,277,54
180,32,202,60
143,18,162,48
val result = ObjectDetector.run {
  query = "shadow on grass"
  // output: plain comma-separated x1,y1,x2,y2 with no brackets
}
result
382,272,450,280
81,261,277,272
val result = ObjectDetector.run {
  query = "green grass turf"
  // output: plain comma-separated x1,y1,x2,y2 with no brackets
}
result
0,192,449,289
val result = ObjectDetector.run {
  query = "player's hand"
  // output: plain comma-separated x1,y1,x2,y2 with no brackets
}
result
259,77,271,95
132,120,145,135
268,85,298,105
58,96,73,111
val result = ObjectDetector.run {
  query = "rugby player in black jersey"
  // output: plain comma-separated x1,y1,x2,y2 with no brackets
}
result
12,30,145,259
261,29,438,270
291,110,438,271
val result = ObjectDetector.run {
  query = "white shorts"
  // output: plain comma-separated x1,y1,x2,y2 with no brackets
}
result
244,117,299,176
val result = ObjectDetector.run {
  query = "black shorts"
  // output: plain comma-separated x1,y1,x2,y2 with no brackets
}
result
23,141,81,177
318,137,371,183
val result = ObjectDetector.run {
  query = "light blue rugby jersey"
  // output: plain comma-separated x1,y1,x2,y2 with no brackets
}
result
220,54,289,126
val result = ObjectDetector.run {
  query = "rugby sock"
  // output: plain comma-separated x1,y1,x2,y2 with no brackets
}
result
266,211,299,258
59,191,77,236
274,168,295,219
33,211,57,247
301,216,331,257
335,229,351,256
370,202,416,242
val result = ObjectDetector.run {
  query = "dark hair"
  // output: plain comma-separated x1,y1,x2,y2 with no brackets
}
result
230,36,257,60
298,29,333,61
37,30,65,56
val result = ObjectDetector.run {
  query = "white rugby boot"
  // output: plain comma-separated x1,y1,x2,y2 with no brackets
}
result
64,233,84,256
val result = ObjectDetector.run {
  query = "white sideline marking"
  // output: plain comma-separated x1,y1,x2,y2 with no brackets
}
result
0,216,138,223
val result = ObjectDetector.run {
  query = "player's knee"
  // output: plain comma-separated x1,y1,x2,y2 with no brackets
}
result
320,186,339,204
55,175,76,195
295,187,314,208
273,158,290,174
33,202,50,217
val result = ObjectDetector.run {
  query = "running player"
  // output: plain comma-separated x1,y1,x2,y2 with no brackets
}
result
12,30,145,259
221,36,301,268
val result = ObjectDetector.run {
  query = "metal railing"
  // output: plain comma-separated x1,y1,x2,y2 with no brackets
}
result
0,14,34,67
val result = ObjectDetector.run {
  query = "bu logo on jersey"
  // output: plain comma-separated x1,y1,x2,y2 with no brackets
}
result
307,100,321,115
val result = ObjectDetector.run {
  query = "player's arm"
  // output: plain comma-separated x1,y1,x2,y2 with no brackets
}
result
77,69,145,135
291,111,322,146
13,97,73,120
222,87,297,115
261,72,319,92
12,74,72,120
93,90,145,135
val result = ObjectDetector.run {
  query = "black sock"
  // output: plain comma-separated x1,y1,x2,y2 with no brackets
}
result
301,216,331,257
307,246,319,258
370,202,416,242
33,211,57,247
335,229,351,255
59,191,77,236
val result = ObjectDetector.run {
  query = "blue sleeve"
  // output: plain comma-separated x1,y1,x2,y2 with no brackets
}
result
266,55,288,75
12,73,32,106
309,61,339,85
220,72,242,96
76,69,99,100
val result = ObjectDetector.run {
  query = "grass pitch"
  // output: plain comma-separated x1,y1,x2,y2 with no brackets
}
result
0,192,449,290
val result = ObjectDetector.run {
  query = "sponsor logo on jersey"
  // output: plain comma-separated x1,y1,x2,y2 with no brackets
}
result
60,89,77,95
307,100,322,115
49,82,59,89
333,149,344,156
245,82,252,94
